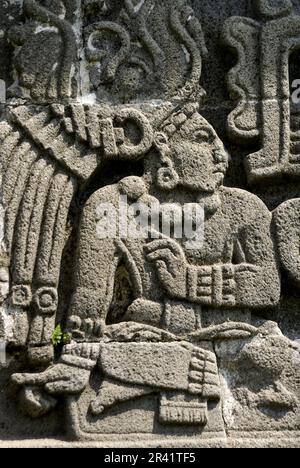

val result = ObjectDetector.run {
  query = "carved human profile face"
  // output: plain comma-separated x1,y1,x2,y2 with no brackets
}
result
169,113,228,193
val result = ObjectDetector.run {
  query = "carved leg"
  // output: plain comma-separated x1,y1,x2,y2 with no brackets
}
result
90,378,153,415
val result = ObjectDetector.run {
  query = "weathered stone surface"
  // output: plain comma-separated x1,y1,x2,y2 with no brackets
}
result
0,0,300,449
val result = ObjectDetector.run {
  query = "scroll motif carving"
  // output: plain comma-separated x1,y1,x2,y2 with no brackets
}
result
83,0,207,103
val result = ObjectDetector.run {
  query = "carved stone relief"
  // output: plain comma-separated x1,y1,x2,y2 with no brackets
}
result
223,0,300,182
0,0,299,448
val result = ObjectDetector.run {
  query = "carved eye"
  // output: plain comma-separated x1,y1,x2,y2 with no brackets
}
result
193,129,213,144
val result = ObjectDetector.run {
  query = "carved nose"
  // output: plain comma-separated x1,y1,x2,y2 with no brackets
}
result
213,149,226,163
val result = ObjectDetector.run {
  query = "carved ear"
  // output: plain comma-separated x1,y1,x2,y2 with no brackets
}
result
156,158,179,191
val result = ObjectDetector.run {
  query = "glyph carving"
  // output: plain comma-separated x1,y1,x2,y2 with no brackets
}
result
223,0,300,182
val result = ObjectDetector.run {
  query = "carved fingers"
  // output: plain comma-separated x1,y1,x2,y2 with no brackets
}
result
145,239,187,299
44,375,90,395
145,239,185,257
12,370,53,386
12,363,91,395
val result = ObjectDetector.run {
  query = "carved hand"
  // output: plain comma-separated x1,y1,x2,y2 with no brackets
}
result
145,239,187,299
12,362,91,395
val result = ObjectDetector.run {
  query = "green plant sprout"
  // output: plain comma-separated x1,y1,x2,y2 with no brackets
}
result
51,325,72,347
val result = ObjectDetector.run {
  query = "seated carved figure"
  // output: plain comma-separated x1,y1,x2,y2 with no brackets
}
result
12,104,281,427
